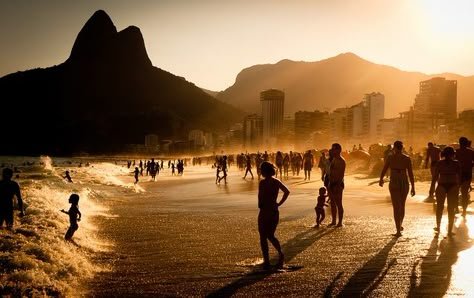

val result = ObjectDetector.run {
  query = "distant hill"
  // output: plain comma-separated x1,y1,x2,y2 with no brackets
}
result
216,53,474,118
0,10,244,155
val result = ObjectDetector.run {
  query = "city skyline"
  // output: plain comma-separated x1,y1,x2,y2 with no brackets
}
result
1,0,474,91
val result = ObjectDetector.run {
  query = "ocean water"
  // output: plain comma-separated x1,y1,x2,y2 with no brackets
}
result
0,155,137,297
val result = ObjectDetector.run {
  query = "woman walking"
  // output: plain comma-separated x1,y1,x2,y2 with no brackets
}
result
379,141,415,237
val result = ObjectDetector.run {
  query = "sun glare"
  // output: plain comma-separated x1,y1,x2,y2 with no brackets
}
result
423,0,474,36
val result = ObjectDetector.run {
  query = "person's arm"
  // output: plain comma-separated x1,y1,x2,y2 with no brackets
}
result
15,184,24,217
77,209,82,221
258,181,263,208
60,209,69,214
277,181,290,207
408,158,416,196
425,149,430,169
379,157,390,186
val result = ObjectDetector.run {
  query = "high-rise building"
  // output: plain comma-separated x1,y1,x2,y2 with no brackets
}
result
397,77,458,146
414,77,457,121
364,92,385,138
261,89,284,148
243,114,262,150
294,110,329,150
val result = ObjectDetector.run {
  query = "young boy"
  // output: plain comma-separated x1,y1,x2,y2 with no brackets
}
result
315,187,329,228
61,194,81,241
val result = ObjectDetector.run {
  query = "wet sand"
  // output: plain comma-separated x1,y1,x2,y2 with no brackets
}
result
87,165,474,297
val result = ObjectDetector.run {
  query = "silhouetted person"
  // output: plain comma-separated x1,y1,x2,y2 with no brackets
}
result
432,146,461,236
275,151,284,180
0,168,24,229
456,137,474,217
258,161,290,269
133,167,139,184
303,150,314,180
328,144,346,227
425,142,441,202
218,156,228,184
60,194,81,241
315,187,329,228
243,154,254,179
318,151,326,180
379,140,415,237
63,170,73,183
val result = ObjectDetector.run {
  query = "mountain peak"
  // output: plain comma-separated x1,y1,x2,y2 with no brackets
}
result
67,10,151,68
69,10,117,61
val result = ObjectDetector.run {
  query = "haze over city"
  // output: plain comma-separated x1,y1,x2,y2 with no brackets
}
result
2,0,474,91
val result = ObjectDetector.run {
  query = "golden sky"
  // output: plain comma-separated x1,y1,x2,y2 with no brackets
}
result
1,0,473,91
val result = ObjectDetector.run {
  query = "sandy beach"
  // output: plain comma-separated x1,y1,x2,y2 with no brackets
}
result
84,164,474,297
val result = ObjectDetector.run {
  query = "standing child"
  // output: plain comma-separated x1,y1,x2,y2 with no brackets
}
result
60,194,82,241
258,161,290,269
315,187,329,228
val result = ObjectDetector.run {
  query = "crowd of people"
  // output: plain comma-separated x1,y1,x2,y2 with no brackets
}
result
1,137,472,270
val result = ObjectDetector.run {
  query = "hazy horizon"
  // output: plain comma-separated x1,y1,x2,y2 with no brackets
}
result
1,0,474,91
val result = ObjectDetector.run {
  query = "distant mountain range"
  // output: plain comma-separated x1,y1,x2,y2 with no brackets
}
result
0,10,244,155
216,53,474,118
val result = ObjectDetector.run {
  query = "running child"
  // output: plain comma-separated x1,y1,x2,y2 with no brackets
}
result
60,194,82,241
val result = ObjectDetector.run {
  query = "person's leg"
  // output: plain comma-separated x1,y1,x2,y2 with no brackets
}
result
435,186,447,232
329,190,337,225
399,185,409,229
320,209,325,224
447,185,459,235
6,211,14,229
460,181,470,217
389,186,402,234
334,185,344,226
258,215,270,266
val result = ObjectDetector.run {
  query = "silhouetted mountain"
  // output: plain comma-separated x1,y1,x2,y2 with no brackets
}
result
217,53,474,117
0,10,244,155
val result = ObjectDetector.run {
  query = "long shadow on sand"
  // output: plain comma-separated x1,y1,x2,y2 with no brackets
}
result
330,237,398,297
206,227,335,297
408,219,473,297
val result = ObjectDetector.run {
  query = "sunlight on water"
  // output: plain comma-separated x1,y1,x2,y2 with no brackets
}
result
40,155,53,171
0,156,131,296
446,217,474,296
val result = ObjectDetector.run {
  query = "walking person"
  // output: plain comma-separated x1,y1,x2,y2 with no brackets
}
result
243,154,254,179
258,161,290,269
456,137,474,217
431,146,461,236
379,140,416,237
303,150,314,181
425,142,441,202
